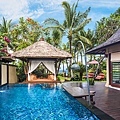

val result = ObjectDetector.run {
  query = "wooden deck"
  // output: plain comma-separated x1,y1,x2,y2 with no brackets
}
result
81,81,120,120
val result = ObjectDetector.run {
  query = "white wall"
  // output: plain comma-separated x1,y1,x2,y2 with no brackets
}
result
106,46,120,88
1,65,7,85
0,64,18,85
105,57,110,87
111,52,120,62
9,66,18,83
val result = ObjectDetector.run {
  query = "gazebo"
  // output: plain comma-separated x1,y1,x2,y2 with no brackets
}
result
12,38,72,82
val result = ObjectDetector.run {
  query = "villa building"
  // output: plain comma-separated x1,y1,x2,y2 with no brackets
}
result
0,57,17,86
87,28,120,89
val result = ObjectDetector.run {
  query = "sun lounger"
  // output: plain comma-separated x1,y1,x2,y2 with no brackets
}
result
95,73,105,80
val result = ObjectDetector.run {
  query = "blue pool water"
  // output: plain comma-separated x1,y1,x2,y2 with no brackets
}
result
0,84,99,120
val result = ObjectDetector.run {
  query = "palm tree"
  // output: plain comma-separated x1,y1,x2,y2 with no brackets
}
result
95,7,120,45
72,29,94,64
44,1,91,53
62,43,70,74
46,29,62,48
0,17,12,34
43,0,91,76
62,1,91,53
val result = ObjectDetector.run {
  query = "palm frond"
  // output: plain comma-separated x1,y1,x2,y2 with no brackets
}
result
62,1,71,28
44,26,65,32
73,18,91,33
73,7,91,27
7,19,12,29
78,36,92,46
43,18,60,26
3,17,7,32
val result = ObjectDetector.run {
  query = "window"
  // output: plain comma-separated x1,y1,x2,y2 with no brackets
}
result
112,62,120,84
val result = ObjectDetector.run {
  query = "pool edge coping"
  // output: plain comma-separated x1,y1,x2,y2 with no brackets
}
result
76,98,115,120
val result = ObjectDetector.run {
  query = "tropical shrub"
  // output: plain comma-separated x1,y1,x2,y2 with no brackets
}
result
16,62,26,82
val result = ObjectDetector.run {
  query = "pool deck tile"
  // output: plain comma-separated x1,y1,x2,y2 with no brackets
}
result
78,81,120,120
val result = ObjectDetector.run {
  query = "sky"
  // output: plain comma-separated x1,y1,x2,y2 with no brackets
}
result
0,0,120,30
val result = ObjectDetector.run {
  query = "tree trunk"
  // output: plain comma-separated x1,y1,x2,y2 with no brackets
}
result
62,61,65,72
79,72,83,81
69,36,72,77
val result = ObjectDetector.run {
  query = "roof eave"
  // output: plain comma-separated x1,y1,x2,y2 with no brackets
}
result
13,56,72,61
86,42,120,54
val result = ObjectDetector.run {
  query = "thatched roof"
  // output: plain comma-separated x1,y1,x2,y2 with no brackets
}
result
12,39,72,60
86,28,120,54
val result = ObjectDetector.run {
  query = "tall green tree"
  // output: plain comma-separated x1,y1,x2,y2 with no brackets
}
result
61,43,70,73
72,29,94,64
46,29,62,48
95,7,120,45
44,1,91,54
43,0,91,76
11,17,43,51
62,1,91,54
0,17,13,34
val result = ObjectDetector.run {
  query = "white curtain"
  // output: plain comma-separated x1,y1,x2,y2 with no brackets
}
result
43,61,55,74
28,60,41,73
28,60,41,80
28,60,56,80
43,61,56,80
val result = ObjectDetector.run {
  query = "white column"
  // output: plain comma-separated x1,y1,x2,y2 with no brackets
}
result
105,57,109,87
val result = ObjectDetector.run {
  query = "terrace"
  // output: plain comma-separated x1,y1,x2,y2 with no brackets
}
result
75,81,120,120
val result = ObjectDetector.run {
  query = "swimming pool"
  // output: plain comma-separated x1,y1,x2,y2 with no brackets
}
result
0,84,99,120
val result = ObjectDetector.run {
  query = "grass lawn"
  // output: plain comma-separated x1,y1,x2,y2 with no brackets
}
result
57,75,106,84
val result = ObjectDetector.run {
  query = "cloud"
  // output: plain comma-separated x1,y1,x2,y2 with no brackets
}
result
79,0,120,8
0,0,66,22
29,0,64,11
0,0,119,29
77,0,120,29
0,0,45,22
0,0,28,20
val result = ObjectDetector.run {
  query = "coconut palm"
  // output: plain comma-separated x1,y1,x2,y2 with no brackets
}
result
0,17,12,34
43,0,91,54
43,1,91,76
46,29,62,48
95,8,120,45
62,43,70,74
71,28,94,64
